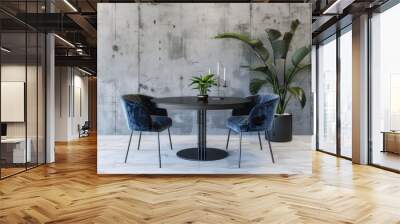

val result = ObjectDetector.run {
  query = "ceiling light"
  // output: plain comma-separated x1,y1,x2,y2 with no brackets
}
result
78,67,93,76
54,34,75,48
1,47,11,53
63,0,78,12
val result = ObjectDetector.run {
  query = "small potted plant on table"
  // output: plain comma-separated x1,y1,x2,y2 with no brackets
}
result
189,72,217,101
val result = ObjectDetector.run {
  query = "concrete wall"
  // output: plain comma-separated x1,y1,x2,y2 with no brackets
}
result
98,3,312,135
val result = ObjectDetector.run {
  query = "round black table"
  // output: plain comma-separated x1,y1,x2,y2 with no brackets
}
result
152,96,251,161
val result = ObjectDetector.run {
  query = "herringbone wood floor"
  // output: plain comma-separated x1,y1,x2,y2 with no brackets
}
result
1,135,400,224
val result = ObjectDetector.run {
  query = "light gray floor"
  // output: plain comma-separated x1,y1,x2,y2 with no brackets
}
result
98,134,312,174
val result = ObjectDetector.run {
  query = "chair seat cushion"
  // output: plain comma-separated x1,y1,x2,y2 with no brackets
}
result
151,116,172,131
226,116,250,133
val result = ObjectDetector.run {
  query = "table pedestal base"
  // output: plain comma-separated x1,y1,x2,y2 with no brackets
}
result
176,148,228,161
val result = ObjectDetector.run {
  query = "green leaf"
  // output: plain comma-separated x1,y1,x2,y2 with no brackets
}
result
249,78,268,94
270,39,289,59
246,64,280,92
215,32,269,61
288,86,306,108
292,45,311,68
266,29,281,41
204,74,214,80
265,20,300,60
248,65,272,78
191,77,201,81
286,63,311,84
290,19,300,33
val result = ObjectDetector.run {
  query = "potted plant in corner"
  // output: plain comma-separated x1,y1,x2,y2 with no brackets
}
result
215,19,311,142
189,72,218,101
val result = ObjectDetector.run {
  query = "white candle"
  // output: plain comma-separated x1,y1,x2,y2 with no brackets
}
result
208,68,211,74
223,68,226,81
217,62,220,76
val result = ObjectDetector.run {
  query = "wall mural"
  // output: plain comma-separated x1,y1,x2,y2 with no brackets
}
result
97,3,312,174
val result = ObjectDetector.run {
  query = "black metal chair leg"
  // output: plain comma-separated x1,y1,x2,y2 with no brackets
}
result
124,131,134,163
258,131,263,151
137,131,142,150
238,131,242,168
266,130,275,163
226,129,231,151
168,128,173,150
157,132,161,168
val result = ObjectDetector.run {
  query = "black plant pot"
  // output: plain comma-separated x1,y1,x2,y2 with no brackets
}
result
269,114,292,142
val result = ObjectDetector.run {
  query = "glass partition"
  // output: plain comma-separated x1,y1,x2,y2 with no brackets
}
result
0,2,46,179
0,31,28,177
317,36,337,154
370,3,400,171
339,27,352,158
316,26,353,159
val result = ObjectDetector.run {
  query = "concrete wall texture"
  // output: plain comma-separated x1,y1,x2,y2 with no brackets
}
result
98,3,312,135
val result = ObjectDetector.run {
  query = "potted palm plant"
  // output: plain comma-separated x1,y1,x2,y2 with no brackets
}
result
189,72,218,100
215,19,311,142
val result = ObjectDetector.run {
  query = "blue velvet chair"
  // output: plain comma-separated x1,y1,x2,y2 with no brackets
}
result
225,94,279,168
125,94,173,151
121,94,173,168
226,95,261,150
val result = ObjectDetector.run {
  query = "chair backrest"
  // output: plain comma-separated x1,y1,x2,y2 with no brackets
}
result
82,121,90,129
121,95,152,131
232,95,259,116
123,94,167,116
248,94,279,131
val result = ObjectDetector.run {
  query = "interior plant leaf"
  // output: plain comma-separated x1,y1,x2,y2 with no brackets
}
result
247,65,276,86
214,33,269,61
290,19,300,33
266,29,281,41
189,74,217,95
266,20,300,60
215,19,308,114
286,63,311,84
291,45,311,68
270,40,289,59
249,78,268,95
288,86,306,108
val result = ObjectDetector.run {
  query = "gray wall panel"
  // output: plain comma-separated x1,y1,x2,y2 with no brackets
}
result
97,3,312,135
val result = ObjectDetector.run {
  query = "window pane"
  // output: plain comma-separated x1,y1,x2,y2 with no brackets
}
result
371,3,400,171
340,29,352,158
318,37,337,154
1,31,28,177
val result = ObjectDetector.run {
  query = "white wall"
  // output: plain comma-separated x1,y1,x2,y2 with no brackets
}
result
55,67,89,141
1,65,41,137
1,64,46,164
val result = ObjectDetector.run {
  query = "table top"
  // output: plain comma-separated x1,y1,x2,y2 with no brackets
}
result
152,96,251,110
